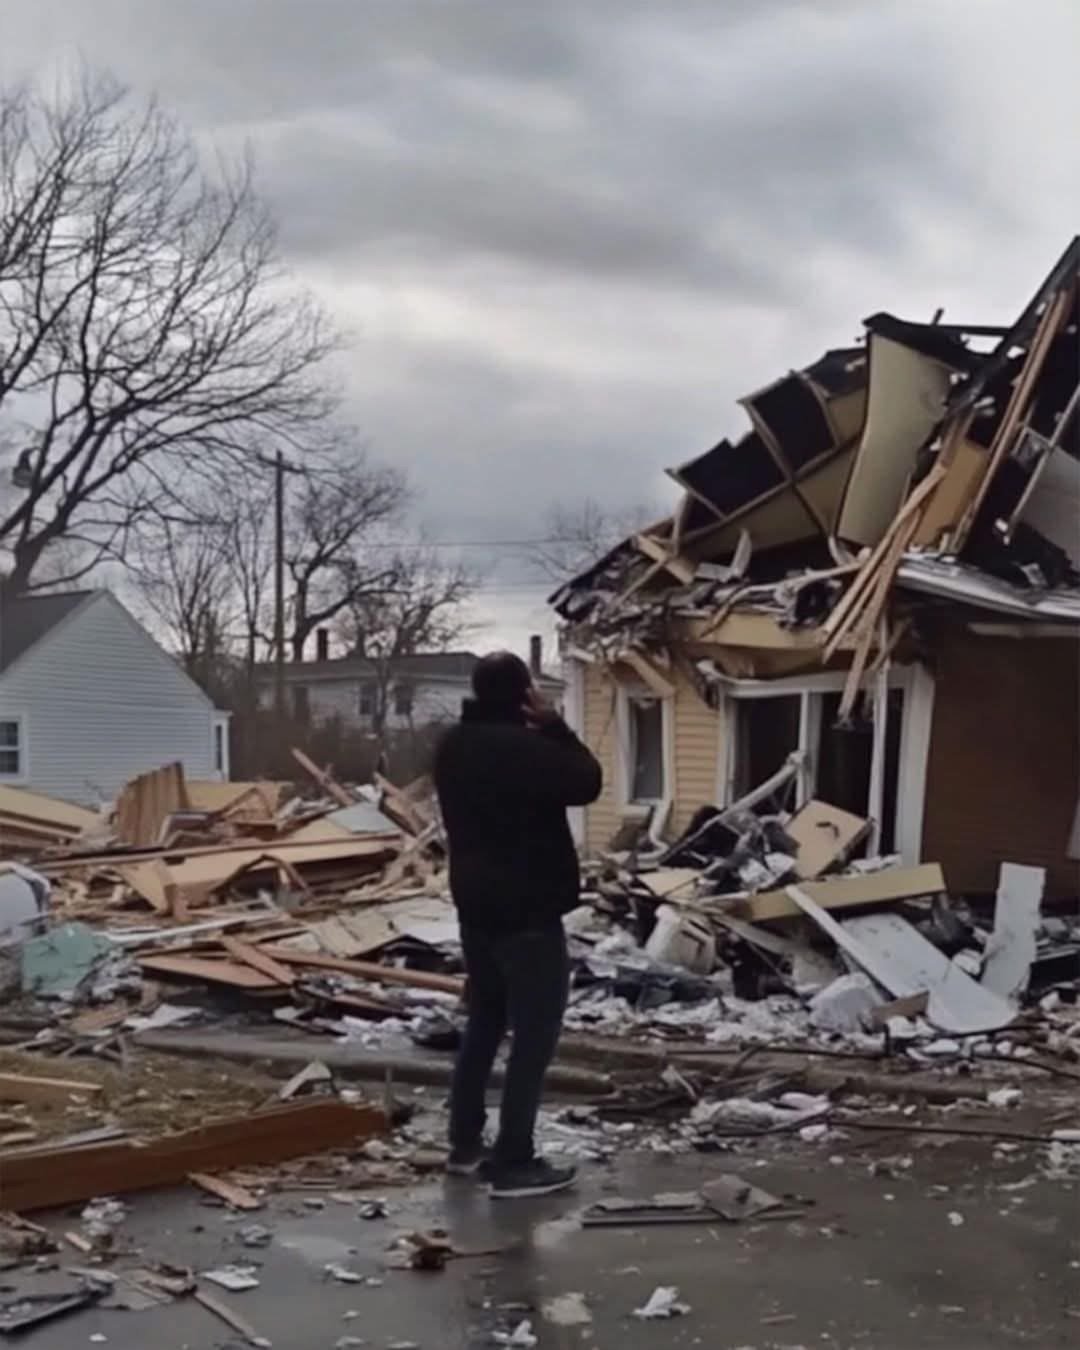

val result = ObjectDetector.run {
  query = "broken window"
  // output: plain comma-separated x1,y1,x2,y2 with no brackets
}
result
729,688,905,848
358,683,376,718
733,695,801,809
0,719,22,777
629,696,665,802
816,691,903,854
393,682,415,718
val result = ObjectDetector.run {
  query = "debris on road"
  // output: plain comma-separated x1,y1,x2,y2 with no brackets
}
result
633,1286,692,1319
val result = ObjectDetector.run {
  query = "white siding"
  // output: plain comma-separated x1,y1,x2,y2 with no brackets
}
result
0,594,220,806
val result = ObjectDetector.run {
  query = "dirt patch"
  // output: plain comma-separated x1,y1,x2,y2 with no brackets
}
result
0,1046,281,1144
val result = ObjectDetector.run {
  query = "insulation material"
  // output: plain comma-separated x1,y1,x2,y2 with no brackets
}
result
836,333,953,547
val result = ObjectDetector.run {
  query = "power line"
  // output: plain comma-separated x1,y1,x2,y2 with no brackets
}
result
358,537,577,551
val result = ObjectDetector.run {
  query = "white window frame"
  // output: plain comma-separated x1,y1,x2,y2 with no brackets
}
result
615,681,675,818
212,715,231,781
562,655,588,846
0,714,27,782
717,663,934,864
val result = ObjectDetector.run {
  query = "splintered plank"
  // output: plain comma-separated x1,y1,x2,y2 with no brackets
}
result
0,1100,385,1212
221,938,296,987
0,1072,103,1105
263,946,464,996
737,863,946,924
188,1172,263,1210
135,954,279,990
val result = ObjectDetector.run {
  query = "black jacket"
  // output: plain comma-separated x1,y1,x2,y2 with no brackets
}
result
434,701,602,933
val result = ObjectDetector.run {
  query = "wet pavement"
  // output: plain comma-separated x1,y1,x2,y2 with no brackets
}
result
10,1132,1080,1349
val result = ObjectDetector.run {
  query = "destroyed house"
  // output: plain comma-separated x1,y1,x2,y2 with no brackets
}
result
555,237,1080,900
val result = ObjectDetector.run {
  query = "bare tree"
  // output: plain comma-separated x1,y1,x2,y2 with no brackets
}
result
284,438,407,661
338,547,476,745
525,499,658,583
0,72,335,596
125,496,238,693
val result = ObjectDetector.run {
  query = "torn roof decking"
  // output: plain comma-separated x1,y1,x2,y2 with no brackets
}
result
553,237,1080,641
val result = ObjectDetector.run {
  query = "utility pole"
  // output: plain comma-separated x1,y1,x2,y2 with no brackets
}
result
273,448,286,717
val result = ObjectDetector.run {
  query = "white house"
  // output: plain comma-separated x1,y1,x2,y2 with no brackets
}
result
256,638,562,733
0,590,230,806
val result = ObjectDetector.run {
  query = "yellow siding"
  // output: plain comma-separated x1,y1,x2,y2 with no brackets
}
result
672,666,722,834
579,658,724,852
582,661,620,852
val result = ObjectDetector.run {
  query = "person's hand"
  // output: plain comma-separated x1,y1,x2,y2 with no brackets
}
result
522,686,560,729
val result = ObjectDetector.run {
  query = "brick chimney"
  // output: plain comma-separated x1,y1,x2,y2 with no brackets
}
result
528,634,542,678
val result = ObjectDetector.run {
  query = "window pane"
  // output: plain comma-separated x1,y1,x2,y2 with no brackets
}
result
0,749,19,775
734,696,800,808
0,721,19,749
817,690,904,851
631,699,664,800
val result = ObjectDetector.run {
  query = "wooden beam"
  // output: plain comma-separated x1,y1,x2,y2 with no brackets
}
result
820,463,945,646
290,748,354,809
188,1171,263,1211
0,1100,385,1213
615,648,676,699
263,946,464,996
734,862,946,924
135,954,280,991
0,1072,102,1105
634,533,696,585
221,937,296,987
951,285,1073,549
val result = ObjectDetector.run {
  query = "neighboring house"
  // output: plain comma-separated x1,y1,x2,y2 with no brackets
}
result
0,590,230,806
555,237,1080,899
256,638,562,732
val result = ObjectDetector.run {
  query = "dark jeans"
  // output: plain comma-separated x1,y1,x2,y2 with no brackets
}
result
450,923,569,1167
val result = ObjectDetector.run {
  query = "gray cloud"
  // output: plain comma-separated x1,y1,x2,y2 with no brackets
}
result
1,0,1078,650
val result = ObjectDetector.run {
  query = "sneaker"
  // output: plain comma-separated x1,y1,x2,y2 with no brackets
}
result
446,1145,490,1177
488,1159,577,1199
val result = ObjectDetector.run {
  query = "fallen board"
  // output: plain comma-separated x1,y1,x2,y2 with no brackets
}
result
786,887,1014,1034
0,1100,385,1213
221,937,295,986
135,954,280,991
785,799,871,880
264,946,464,996
0,1071,102,1104
739,863,946,924
982,862,1044,1004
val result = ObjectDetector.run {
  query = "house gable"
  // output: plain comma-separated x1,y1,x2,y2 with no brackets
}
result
0,591,220,803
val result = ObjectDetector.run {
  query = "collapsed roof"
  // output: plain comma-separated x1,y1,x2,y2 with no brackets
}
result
553,237,1080,680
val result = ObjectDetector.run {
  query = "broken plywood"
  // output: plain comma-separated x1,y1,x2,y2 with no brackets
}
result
836,333,953,548
785,799,870,880
788,888,1013,1035
114,762,189,847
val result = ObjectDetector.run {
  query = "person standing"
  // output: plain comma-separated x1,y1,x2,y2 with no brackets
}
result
434,651,602,1198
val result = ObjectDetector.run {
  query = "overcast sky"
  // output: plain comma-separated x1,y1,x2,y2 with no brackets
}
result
3,1,1078,657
